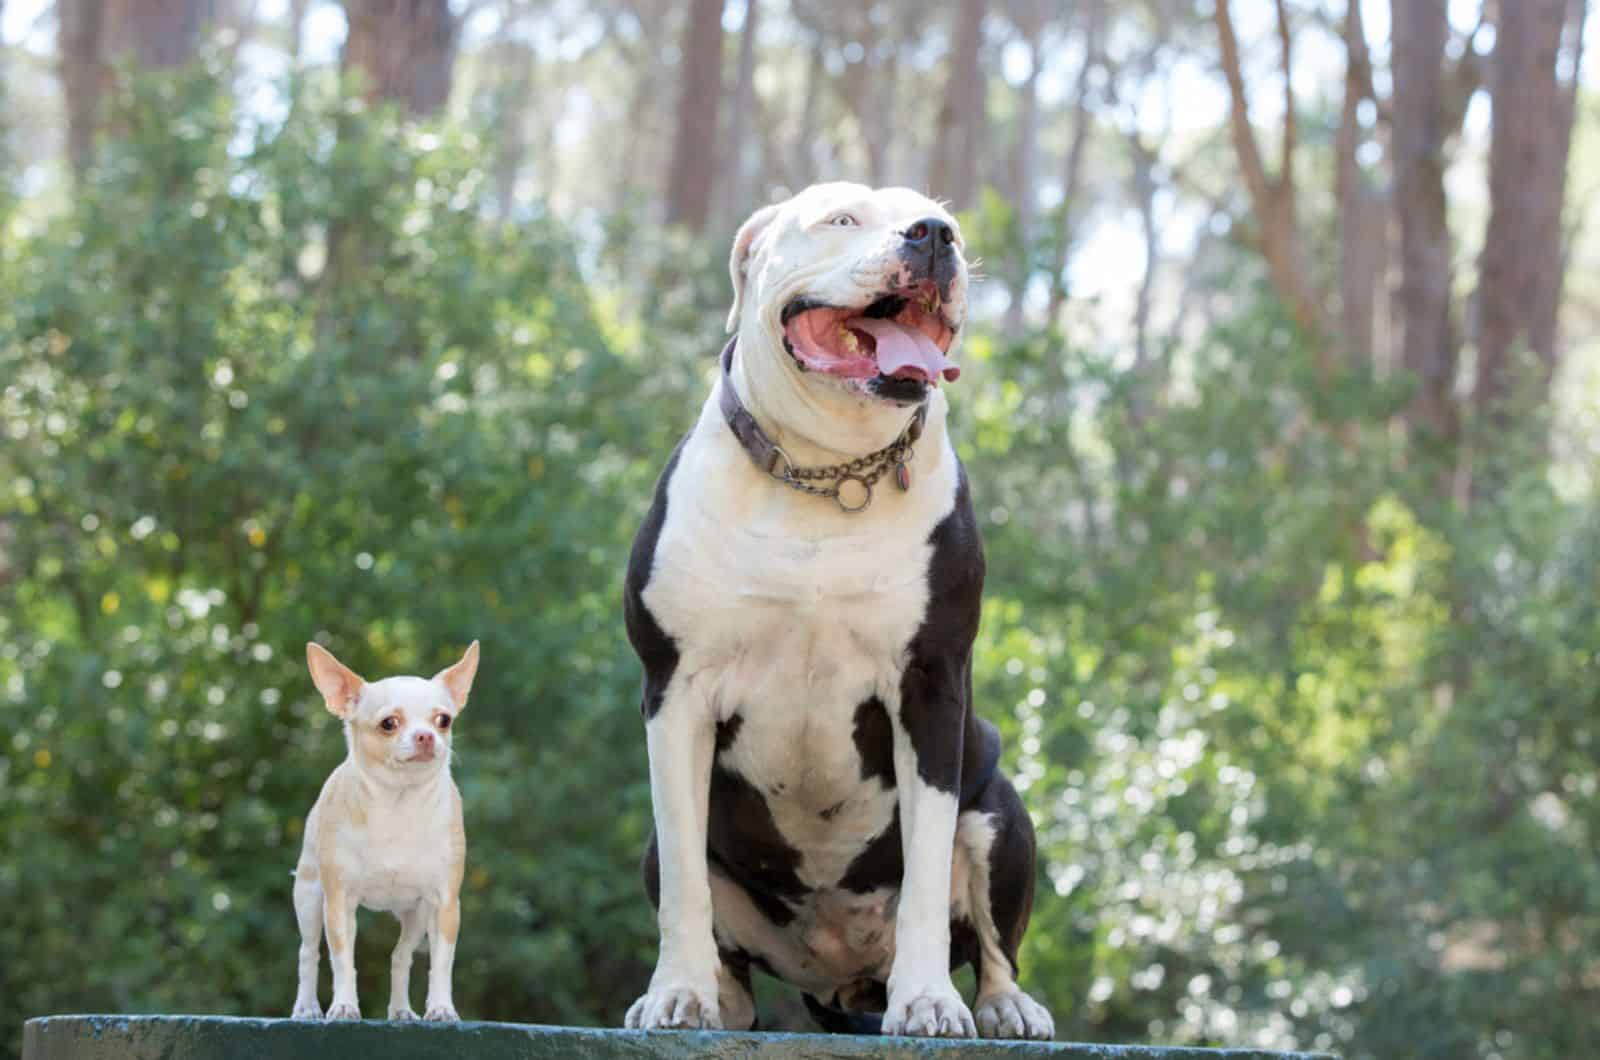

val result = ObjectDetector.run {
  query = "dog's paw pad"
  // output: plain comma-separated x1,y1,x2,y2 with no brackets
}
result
325,1002,361,1021
624,984,723,1031
291,1001,322,1021
975,989,1054,1040
388,1007,419,1022
883,982,975,1038
424,1004,459,1022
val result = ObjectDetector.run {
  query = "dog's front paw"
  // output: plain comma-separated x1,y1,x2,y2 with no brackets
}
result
388,1005,419,1021
975,988,1054,1040
424,1002,459,1022
883,979,975,1038
625,983,722,1031
325,1000,361,1021
291,998,322,1021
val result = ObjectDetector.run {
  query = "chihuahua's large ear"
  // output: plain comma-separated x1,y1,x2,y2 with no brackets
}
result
433,640,480,711
726,202,782,333
306,642,365,719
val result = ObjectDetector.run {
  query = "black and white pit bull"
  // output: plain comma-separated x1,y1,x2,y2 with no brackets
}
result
623,182,1054,1040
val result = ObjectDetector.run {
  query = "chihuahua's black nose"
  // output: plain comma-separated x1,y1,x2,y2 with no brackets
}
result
902,218,955,250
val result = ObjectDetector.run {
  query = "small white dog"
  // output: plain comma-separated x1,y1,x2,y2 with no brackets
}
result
290,639,479,1022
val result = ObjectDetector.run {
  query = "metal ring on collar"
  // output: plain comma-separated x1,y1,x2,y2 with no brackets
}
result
766,446,795,480
834,473,872,513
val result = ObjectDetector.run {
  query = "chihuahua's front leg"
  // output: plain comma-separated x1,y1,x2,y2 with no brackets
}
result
322,874,361,1020
387,906,426,1020
625,679,720,1030
423,894,461,1021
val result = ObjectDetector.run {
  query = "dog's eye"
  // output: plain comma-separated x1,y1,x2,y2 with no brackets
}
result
827,213,859,228
436,714,451,730
379,717,399,733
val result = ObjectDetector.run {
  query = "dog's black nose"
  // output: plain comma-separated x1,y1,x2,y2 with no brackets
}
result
902,218,955,250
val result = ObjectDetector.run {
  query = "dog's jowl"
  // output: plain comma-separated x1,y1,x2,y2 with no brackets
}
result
623,183,1054,1039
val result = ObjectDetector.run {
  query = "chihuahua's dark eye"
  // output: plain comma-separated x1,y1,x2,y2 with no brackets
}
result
436,714,452,730
379,717,399,733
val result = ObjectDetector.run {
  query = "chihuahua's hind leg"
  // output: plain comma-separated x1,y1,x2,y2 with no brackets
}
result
291,868,324,1020
387,905,427,1020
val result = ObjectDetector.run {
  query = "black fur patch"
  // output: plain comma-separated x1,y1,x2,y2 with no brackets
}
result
624,439,687,719
896,464,985,793
707,762,807,927
837,808,902,894
852,697,895,787
715,713,744,754
977,776,1037,979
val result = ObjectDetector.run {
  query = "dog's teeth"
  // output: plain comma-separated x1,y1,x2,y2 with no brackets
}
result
840,327,860,353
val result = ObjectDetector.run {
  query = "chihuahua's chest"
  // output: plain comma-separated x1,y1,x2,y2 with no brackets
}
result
311,768,463,914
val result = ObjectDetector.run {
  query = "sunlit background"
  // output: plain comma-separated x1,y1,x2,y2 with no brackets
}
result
1,2,1597,1059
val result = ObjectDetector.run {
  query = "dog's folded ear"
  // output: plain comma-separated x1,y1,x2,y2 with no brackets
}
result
727,202,783,334
306,642,365,719
433,640,480,711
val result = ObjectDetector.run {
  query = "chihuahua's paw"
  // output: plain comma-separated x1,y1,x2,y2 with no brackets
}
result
883,978,976,1038
424,1003,459,1022
291,999,323,1021
325,1001,361,1021
388,1005,419,1021
625,983,723,1030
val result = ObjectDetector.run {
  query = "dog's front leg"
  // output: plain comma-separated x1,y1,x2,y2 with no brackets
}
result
883,657,977,1038
626,680,721,1031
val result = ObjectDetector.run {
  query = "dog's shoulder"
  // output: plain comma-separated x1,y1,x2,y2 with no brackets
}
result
624,432,691,717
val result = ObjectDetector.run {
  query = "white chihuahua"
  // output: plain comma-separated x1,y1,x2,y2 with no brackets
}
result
290,639,479,1022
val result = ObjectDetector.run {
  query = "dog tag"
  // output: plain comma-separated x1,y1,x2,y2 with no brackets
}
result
895,461,911,491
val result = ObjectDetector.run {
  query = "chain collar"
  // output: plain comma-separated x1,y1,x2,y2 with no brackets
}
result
718,339,927,513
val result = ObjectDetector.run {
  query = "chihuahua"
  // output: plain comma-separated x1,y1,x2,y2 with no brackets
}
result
290,640,479,1022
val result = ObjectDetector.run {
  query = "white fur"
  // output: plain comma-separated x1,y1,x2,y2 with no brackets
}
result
630,184,988,1036
292,642,476,1023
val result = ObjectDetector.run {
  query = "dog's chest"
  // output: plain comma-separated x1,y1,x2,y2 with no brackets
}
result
645,424,959,888
331,789,456,912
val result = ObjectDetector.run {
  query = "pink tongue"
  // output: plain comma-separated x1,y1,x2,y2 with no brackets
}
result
846,317,960,383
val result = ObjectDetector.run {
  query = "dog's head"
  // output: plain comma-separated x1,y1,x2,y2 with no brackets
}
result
306,641,479,782
728,182,968,410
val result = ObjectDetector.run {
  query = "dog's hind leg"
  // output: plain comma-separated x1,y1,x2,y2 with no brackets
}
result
387,905,427,1020
958,778,1054,1040
291,868,324,1019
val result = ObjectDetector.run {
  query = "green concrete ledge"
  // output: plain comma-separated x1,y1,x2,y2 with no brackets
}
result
23,1015,1336,1060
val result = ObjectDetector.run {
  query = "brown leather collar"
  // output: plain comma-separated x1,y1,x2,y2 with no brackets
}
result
718,338,927,512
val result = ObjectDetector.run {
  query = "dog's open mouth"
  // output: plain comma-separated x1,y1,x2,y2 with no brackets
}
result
781,283,960,386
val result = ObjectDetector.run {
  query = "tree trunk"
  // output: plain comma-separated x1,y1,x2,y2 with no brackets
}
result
1476,0,1581,418
930,0,984,210
720,0,761,226
790,32,825,189
289,0,309,67
1335,0,1384,368
490,37,536,223
104,0,208,68
341,0,459,116
664,0,726,232
58,0,106,178
1214,0,1325,348
1390,0,1457,444
1045,0,1103,325
1003,0,1044,338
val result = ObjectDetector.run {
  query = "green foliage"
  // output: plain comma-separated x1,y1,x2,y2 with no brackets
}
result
0,69,701,1055
3,70,1597,1060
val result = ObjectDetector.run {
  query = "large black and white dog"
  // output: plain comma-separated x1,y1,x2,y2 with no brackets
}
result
623,183,1053,1040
